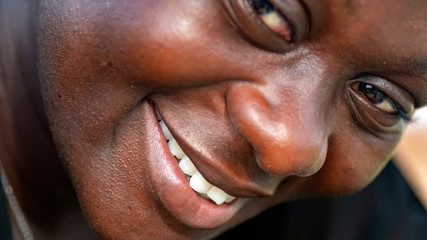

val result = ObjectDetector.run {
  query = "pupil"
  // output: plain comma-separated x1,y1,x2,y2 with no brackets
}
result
250,0,276,15
358,83,385,104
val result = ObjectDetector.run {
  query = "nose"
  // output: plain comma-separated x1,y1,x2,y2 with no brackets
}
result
227,84,329,177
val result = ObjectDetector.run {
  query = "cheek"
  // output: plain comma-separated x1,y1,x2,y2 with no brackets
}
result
303,124,401,196
108,1,254,89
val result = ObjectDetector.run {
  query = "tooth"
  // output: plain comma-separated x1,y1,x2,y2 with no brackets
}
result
225,195,236,203
189,172,212,194
156,109,162,120
168,138,185,159
159,120,172,140
207,186,229,205
199,193,210,200
179,156,197,176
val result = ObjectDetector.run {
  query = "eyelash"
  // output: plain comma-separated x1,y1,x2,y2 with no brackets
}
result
389,99,412,123
357,82,413,123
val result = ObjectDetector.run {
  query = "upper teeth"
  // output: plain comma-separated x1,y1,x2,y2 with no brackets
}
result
157,114,236,205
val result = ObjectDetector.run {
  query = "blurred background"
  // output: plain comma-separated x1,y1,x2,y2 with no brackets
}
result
395,106,427,211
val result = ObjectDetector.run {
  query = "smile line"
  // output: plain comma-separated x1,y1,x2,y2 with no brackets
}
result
156,109,236,205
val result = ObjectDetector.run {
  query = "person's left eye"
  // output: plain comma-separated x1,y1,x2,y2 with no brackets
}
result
347,75,415,134
357,83,401,115
250,0,293,41
222,0,309,52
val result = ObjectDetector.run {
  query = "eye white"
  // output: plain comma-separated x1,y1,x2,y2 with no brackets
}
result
251,0,293,41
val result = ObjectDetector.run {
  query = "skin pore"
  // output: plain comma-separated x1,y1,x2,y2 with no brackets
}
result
1,0,427,239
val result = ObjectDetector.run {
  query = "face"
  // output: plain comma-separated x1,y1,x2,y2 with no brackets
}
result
36,0,427,239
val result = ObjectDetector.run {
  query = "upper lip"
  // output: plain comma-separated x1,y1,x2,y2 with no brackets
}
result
158,109,282,198
189,150,280,198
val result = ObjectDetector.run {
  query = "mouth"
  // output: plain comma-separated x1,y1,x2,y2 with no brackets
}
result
157,109,236,205
143,101,244,229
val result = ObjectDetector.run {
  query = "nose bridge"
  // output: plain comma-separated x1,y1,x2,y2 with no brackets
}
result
227,83,329,177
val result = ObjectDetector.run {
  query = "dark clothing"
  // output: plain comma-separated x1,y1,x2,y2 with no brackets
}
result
216,162,427,240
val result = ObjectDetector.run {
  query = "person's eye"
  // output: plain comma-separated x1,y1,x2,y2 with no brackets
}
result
347,76,415,134
250,0,293,41
357,83,407,117
223,0,309,52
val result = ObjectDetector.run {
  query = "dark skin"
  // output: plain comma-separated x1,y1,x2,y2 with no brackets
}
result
1,0,427,239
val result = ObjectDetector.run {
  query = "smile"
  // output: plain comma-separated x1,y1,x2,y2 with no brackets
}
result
144,102,244,229
156,109,237,205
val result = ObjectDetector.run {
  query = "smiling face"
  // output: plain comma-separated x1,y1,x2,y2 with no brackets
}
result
36,0,427,239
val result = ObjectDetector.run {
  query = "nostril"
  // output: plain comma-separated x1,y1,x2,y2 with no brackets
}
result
256,138,328,177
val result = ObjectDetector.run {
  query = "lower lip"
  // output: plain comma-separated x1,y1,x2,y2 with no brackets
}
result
142,101,243,229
